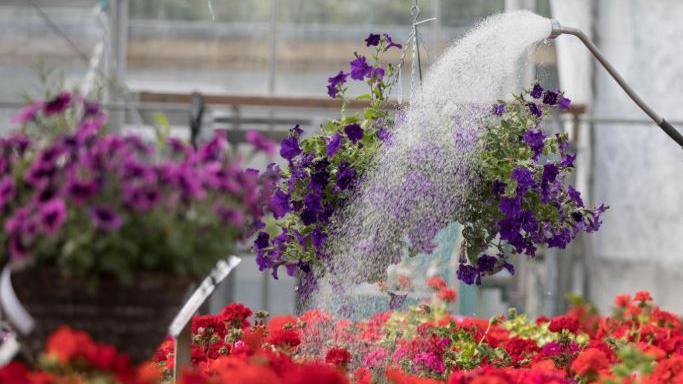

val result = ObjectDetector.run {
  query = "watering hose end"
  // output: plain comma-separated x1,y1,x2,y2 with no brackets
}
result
549,19,563,39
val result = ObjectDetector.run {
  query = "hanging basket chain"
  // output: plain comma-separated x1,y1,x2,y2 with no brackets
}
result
385,1,436,103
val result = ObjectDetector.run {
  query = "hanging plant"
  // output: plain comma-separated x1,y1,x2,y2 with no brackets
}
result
253,34,402,297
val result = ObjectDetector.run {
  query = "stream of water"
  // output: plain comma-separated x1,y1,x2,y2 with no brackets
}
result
312,11,553,319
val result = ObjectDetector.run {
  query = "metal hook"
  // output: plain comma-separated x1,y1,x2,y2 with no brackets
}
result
410,0,420,21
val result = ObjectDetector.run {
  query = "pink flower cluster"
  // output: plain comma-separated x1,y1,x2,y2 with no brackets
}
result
2,92,274,280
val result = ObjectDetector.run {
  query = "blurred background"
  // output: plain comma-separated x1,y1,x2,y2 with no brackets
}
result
0,0,680,318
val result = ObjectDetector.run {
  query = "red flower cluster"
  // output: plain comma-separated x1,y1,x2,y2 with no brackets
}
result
5,291,683,384
326,347,352,368
45,326,133,375
2,326,161,383
221,303,253,329
427,275,458,304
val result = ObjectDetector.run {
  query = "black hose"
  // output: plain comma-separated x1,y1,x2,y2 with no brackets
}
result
659,119,683,148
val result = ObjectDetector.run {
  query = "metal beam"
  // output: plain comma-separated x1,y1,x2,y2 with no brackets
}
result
0,0,98,7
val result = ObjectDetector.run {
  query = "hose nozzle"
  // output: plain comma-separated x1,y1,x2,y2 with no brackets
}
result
549,19,562,39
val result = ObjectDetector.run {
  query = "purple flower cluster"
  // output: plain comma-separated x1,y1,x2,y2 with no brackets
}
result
10,91,74,125
253,123,362,280
2,93,270,273
457,84,605,285
326,33,400,99
254,34,399,290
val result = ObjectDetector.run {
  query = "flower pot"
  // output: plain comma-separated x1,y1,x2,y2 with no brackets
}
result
11,266,193,363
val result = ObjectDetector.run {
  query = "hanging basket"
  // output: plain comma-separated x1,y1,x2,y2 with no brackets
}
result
10,266,193,363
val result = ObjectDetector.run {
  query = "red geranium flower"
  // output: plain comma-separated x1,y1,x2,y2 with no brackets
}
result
283,363,348,384
268,328,301,350
426,276,447,291
635,291,653,303
438,288,458,303
192,314,227,340
45,326,93,364
548,316,580,334
221,303,253,328
354,367,373,384
571,348,609,377
325,347,352,367
614,294,631,308
645,354,683,384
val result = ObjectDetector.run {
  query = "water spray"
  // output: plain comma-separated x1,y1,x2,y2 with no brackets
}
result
549,20,683,148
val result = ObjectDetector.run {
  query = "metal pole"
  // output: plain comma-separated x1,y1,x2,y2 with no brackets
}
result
267,0,278,95
106,0,129,132
261,0,279,312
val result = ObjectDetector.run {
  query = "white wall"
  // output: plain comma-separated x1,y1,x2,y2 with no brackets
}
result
588,0,683,312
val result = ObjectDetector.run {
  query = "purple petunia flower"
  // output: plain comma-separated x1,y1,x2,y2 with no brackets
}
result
270,189,291,219
530,84,544,99
491,180,506,196
349,56,373,80
89,205,123,231
303,191,322,214
526,102,543,118
585,204,607,232
43,92,72,116
39,198,67,235
336,161,356,190
523,129,545,161
477,254,497,273
167,137,188,156
457,263,479,285
561,153,576,168
300,208,317,226
83,99,101,117
327,70,349,98
197,134,227,164
377,127,392,142
124,184,161,212
502,259,515,274
365,33,381,47
311,226,326,250
246,130,275,157
291,124,303,137
344,123,364,143
279,136,302,161
567,186,584,207
326,133,343,157
8,234,28,260
543,90,558,105
499,196,521,219
559,96,571,110
498,217,522,243
371,67,385,81
8,134,31,155
492,103,506,116
383,34,402,50
309,160,330,190
0,176,15,210
519,210,538,233
11,101,43,124
214,205,245,226
254,232,270,250
542,163,559,185
511,166,535,193
66,177,97,204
